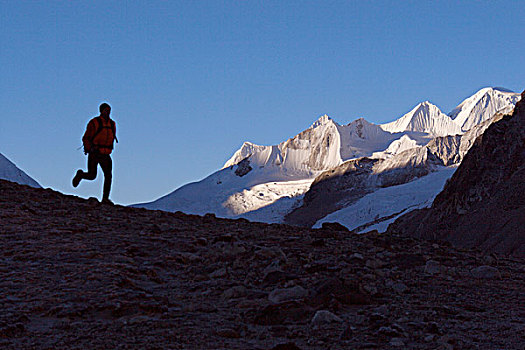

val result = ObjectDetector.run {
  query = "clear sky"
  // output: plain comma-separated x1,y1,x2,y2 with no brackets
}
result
1,1,524,205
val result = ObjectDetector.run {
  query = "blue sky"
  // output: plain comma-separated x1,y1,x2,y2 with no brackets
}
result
1,1,523,205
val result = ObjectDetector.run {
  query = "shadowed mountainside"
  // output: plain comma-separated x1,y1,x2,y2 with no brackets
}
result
1,180,524,349
388,91,525,258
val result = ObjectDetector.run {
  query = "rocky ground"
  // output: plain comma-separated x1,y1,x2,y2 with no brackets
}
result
1,180,524,349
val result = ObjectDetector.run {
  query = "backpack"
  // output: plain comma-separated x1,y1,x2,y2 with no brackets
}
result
92,116,118,145
85,117,118,154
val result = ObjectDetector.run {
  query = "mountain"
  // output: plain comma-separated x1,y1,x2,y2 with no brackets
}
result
388,90,525,257
135,115,400,216
135,87,520,228
449,87,520,131
223,115,398,174
380,101,463,136
0,152,40,188
302,112,507,230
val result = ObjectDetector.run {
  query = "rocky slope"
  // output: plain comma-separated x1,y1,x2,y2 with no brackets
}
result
1,179,524,349
388,91,525,258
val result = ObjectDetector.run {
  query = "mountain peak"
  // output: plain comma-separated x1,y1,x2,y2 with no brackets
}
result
449,87,521,131
380,102,461,136
311,114,334,128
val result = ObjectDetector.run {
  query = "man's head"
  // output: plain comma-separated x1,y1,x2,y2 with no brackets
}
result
99,103,111,117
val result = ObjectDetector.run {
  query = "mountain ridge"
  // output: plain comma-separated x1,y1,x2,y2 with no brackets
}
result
134,87,520,228
388,90,525,257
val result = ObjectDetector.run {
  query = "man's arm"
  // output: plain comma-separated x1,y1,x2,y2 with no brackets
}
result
82,119,97,153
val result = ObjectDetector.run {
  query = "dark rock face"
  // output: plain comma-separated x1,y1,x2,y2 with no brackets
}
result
388,91,525,258
234,157,252,177
1,180,524,348
285,148,442,227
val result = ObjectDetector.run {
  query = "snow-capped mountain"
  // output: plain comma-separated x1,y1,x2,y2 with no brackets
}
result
135,115,398,216
135,87,519,228
449,87,520,131
0,153,41,188
380,101,463,136
223,115,399,175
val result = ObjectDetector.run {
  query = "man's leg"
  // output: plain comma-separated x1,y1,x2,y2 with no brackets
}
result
73,152,98,187
83,153,99,180
99,155,113,201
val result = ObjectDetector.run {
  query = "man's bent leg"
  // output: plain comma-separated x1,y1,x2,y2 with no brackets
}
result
83,153,99,180
100,155,113,201
73,152,98,187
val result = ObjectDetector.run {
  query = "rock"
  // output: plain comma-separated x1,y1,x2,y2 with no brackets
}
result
365,258,387,269
210,267,227,279
172,252,202,264
311,310,343,325
391,282,408,294
378,326,401,337
255,246,287,262
424,334,436,342
234,157,252,177
271,342,303,350
253,301,313,325
269,286,308,304
222,286,247,300
389,338,405,347
263,270,289,285
471,265,500,279
362,284,377,295
312,278,371,306
424,260,441,275
339,324,354,340
349,252,364,260
216,328,240,338
194,237,208,246
426,322,441,335
321,222,349,232
262,260,294,284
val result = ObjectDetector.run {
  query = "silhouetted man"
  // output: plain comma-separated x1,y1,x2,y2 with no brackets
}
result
72,103,118,204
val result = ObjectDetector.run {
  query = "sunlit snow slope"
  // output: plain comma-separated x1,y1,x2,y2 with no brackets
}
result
314,167,457,232
449,87,520,131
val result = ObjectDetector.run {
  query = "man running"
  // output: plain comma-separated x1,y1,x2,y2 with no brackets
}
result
72,102,118,204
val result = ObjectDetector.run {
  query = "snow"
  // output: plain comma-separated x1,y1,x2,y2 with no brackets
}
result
449,87,520,131
134,159,319,218
232,179,313,223
381,101,463,136
314,167,457,232
0,153,41,188
371,135,420,159
337,118,400,160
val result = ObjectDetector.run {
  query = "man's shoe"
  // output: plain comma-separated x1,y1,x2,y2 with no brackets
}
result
101,198,114,205
72,170,82,187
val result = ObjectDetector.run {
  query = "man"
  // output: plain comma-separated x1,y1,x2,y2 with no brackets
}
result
72,102,118,204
